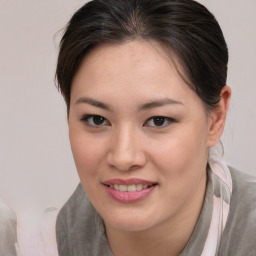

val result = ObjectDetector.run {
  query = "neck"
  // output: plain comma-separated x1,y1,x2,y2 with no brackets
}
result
106,171,207,256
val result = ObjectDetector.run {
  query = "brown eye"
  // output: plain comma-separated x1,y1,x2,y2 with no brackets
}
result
92,116,105,125
81,115,109,127
152,117,165,126
145,116,174,128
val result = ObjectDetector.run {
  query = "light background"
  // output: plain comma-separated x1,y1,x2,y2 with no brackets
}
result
0,0,255,212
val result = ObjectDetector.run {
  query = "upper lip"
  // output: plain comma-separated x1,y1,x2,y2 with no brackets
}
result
102,178,157,186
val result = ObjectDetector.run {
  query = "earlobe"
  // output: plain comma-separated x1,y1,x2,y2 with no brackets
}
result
207,86,231,147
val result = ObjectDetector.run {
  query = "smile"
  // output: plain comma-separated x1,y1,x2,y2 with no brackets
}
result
108,184,151,192
103,179,157,203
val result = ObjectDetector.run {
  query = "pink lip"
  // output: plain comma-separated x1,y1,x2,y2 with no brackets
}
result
103,178,156,186
102,178,157,203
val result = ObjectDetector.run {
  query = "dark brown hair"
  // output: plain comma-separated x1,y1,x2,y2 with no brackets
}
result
56,0,228,114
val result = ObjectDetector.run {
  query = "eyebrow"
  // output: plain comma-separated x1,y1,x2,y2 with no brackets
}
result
75,97,183,111
75,97,112,111
138,98,183,110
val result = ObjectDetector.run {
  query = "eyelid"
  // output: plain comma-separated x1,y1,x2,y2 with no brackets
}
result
81,114,110,127
144,116,175,128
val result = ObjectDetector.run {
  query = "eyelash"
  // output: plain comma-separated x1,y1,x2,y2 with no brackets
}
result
80,115,175,128
145,116,175,128
81,115,110,127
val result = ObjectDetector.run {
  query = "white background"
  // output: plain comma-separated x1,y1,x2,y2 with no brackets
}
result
0,0,255,212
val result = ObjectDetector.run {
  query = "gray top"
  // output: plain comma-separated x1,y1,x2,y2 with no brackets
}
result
56,166,256,256
0,201,17,256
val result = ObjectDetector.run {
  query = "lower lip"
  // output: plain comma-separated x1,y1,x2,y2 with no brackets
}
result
104,185,156,203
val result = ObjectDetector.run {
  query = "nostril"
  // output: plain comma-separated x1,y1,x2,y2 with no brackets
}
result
107,149,147,172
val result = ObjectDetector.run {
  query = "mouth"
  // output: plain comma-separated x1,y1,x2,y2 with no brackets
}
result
105,183,157,192
102,179,158,203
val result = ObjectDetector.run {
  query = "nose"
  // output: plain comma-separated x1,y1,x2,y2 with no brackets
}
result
107,125,147,171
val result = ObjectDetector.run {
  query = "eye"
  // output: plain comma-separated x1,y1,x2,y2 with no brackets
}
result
145,116,174,128
81,115,110,127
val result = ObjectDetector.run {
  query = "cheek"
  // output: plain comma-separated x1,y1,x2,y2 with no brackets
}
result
69,128,106,182
150,124,209,178
148,129,208,212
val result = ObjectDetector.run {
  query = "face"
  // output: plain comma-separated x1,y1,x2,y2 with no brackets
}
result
69,41,212,233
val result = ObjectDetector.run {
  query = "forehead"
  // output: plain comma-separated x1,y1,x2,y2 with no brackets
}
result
81,40,177,74
70,40,203,110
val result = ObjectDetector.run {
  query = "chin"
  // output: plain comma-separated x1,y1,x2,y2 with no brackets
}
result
102,208,161,233
107,219,153,233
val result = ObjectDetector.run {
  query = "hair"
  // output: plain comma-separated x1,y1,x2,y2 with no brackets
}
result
55,0,228,114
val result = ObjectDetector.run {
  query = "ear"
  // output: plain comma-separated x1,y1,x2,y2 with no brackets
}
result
207,86,231,147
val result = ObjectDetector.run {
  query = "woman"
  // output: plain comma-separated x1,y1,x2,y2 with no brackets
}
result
55,0,256,255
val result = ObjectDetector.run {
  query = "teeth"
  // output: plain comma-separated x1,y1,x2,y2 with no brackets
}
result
109,184,150,191
136,184,143,191
119,185,127,192
128,184,136,192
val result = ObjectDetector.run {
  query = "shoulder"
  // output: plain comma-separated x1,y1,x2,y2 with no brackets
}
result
219,166,256,255
56,184,109,256
230,166,256,187
56,183,91,226
0,200,17,255
229,166,256,215
56,183,94,240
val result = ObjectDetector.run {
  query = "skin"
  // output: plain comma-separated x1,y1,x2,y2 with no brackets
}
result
68,40,231,256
